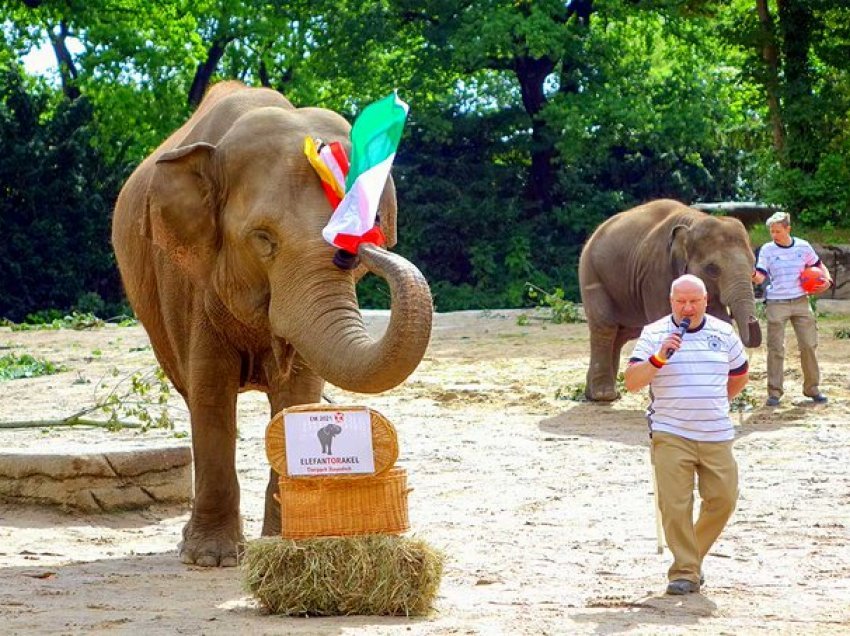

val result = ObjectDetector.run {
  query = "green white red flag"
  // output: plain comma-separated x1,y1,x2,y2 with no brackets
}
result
320,92,409,253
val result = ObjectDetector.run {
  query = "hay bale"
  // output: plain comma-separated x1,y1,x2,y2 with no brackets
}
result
243,535,444,616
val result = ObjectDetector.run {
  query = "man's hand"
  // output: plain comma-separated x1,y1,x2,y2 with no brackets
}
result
811,277,833,295
811,264,833,294
660,332,682,358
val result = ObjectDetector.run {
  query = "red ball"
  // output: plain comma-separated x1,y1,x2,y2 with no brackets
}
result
800,266,825,293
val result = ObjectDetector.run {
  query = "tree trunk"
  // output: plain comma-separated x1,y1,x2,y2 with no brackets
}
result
755,0,785,158
49,21,80,101
188,39,229,108
776,0,816,173
258,59,270,87
513,55,556,212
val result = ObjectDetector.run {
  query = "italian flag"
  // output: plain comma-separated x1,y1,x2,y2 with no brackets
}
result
321,92,409,253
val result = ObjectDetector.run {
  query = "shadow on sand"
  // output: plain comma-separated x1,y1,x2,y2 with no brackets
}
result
570,592,718,634
539,399,822,449
1,552,425,633
0,501,190,531
539,401,649,447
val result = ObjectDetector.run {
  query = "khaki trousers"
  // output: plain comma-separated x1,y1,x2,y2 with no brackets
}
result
765,297,820,399
652,432,738,583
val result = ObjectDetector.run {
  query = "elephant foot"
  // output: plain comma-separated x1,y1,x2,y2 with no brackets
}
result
586,384,620,402
179,514,244,567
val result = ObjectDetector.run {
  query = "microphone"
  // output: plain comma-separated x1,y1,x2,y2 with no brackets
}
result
665,317,691,359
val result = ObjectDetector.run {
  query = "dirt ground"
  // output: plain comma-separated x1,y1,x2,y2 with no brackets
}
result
1,308,849,635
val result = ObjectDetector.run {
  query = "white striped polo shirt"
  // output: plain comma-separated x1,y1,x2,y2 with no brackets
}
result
629,314,748,442
756,237,820,300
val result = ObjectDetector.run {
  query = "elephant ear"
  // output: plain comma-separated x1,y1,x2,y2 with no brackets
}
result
378,175,398,249
146,142,219,282
669,224,690,277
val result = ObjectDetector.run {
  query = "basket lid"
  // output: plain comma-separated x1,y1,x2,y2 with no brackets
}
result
265,404,398,478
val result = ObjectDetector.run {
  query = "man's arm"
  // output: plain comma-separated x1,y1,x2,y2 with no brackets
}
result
727,363,749,399
624,332,681,392
624,359,660,392
753,245,769,285
815,262,834,293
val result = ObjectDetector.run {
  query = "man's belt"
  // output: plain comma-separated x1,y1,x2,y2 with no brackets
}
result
765,295,807,304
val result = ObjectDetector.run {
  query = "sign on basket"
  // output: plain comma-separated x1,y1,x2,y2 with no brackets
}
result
283,408,375,476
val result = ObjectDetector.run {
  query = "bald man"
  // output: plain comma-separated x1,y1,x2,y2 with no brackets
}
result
625,274,749,595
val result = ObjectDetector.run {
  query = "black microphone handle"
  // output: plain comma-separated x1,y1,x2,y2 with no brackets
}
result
665,318,691,359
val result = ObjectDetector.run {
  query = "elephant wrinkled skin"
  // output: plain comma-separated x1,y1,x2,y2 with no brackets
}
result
579,199,762,401
111,82,433,566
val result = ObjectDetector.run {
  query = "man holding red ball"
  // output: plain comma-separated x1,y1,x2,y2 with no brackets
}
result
752,211,833,406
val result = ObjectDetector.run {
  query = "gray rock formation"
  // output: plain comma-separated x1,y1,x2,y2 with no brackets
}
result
813,244,850,301
0,445,192,511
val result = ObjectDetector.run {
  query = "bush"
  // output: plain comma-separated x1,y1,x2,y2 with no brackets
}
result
0,67,130,321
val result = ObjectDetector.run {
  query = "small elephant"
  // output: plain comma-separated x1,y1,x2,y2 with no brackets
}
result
111,82,433,566
317,423,342,455
579,199,762,401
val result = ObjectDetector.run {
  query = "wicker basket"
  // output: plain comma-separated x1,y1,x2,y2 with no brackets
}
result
265,404,398,478
276,467,410,539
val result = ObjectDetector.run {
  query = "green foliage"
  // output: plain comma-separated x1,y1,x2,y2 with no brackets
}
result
394,113,530,311
9,311,104,331
524,284,584,324
548,8,760,206
355,275,391,310
0,352,65,381
748,223,850,248
84,366,175,432
1,0,849,316
834,326,850,339
0,64,129,321
728,0,850,229
765,160,850,229
730,386,759,413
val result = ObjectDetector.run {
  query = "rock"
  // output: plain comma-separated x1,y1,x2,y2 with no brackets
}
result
818,299,850,315
0,445,192,512
813,244,850,301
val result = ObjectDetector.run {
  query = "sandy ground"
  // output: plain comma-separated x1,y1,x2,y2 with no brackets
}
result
1,308,849,635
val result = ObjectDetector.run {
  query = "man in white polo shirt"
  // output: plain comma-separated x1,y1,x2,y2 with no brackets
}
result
752,211,832,407
624,274,749,595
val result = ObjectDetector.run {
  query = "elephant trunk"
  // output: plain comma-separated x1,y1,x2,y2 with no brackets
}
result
273,242,433,394
727,290,762,348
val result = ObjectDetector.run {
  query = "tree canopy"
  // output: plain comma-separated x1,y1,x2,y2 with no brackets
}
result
1,0,848,317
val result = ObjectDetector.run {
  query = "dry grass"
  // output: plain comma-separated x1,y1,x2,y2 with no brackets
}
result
242,534,444,616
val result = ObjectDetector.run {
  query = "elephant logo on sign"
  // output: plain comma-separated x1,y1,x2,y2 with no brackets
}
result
318,423,342,455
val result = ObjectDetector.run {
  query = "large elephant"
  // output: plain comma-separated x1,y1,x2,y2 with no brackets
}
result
579,199,762,401
111,81,433,566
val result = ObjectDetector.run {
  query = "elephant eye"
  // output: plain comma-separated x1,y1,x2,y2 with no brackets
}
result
250,229,277,258
704,263,721,278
